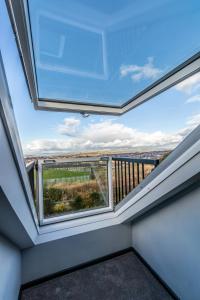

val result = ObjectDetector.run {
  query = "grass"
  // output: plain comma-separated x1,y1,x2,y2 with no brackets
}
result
43,168,90,180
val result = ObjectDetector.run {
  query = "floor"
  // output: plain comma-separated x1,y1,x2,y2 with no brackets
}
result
21,251,174,300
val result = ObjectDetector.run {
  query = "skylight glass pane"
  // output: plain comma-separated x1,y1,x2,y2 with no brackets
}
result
28,0,200,106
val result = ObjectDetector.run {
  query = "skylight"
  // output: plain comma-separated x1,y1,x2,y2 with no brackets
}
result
7,0,200,114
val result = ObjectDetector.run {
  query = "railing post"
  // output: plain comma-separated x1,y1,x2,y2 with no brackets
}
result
29,164,34,197
108,157,113,210
128,162,131,193
132,162,135,189
142,163,145,179
125,161,127,196
26,161,35,198
117,160,120,203
114,160,118,204
154,159,160,168
38,160,44,225
137,163,140,184
121,161,124,200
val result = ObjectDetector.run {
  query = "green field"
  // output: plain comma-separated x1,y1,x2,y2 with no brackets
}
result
43,168,90,180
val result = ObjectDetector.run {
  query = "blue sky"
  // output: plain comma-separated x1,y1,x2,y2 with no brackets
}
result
0,0,200,155
28,0,200,104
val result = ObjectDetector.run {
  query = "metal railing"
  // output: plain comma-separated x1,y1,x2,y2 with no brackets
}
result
26,157,159,224
112,157,159,205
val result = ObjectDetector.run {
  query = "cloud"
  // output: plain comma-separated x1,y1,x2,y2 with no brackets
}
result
186,113,200,127
57,117,80,136
25,139,71,153
120,57,162,82
175,72,200,105
176,72,200,95
186,94,200,103
177,113,200,137
24,114,200,155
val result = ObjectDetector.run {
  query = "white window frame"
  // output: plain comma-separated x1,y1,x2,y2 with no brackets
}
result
6,0,200,115
37,157,113,225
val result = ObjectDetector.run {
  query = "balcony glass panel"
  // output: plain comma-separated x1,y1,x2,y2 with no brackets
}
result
40,158,110,219
28,0,200,106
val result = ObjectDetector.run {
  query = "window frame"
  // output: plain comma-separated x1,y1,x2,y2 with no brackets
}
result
0,38,200,241
37,157,114,226
6,0,200,115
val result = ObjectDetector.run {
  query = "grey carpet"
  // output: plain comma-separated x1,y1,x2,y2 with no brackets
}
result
21,251,174,300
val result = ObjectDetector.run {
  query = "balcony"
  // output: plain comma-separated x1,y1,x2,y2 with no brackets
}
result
26,157,159,225
0,0,200,300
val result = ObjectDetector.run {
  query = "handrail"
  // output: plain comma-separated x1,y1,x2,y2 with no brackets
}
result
41,157,109,169
112,157,159,166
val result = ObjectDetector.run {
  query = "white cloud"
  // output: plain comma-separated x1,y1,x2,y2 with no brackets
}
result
120,57,162,82
177,114,200,137
176,72,200,95
186,113,200,127
24,114,200,155
25,139,72,153
57,117,80,136
186,94,200,103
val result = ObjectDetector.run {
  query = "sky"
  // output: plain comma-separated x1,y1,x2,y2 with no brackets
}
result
28,0,200,104
0,0,200,156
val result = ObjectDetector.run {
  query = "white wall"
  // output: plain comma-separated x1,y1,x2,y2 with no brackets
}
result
0,116,37,248
0,234,21,300
131,183,200,300
22,224,131,283
0,0,38,247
